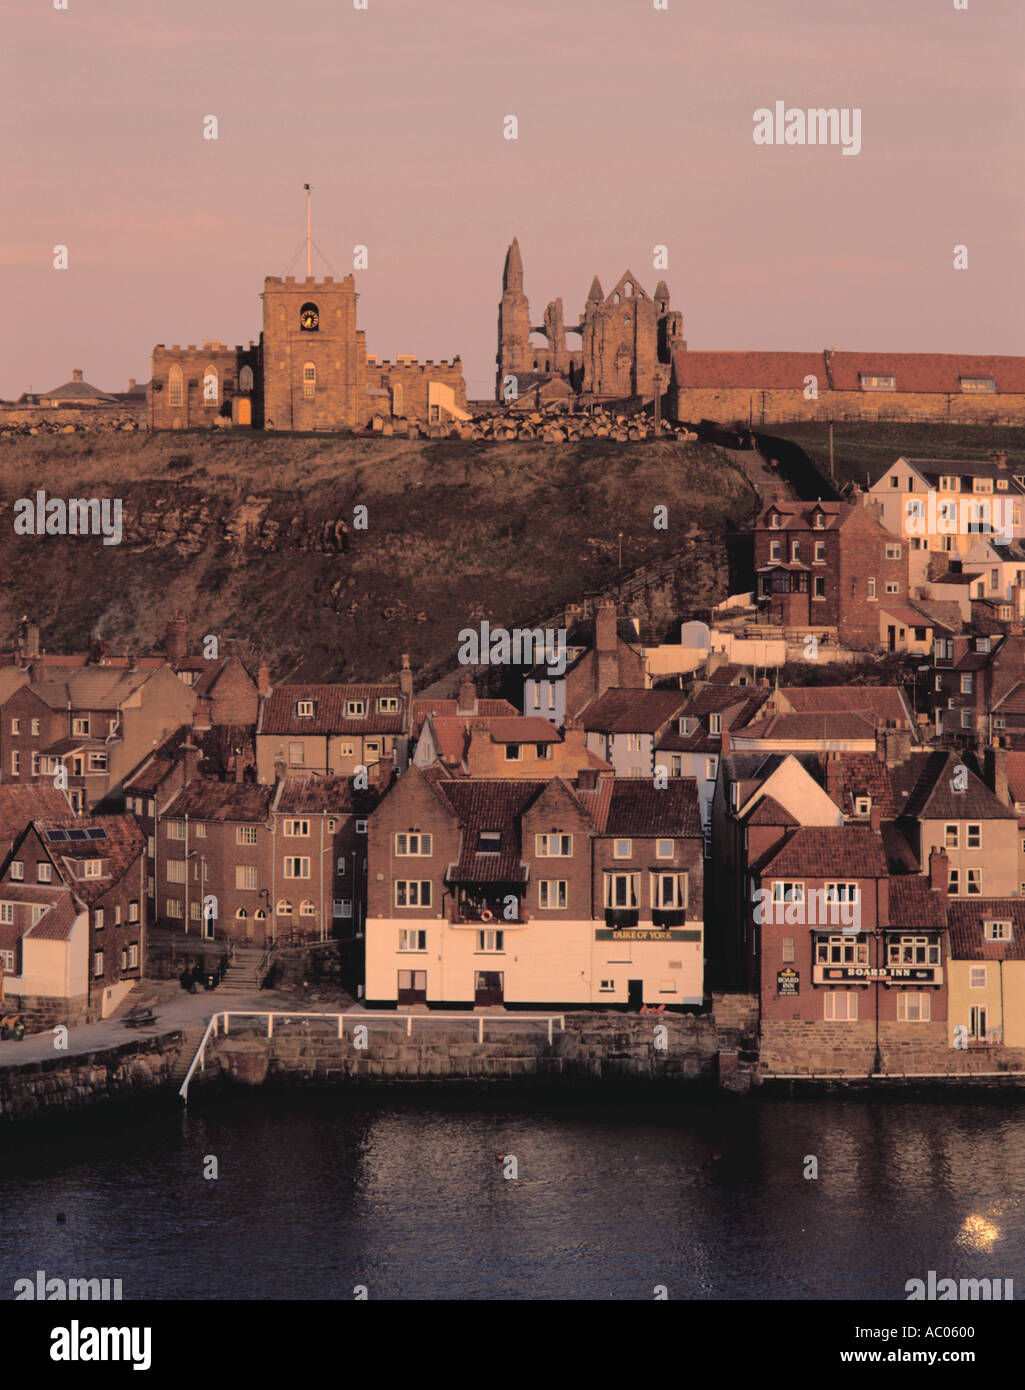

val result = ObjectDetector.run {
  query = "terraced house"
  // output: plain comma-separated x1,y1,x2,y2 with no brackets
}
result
157,775,376,947
580,688,689,778
256,682,410,783
1,664,196,811
365,765,704,1010
1,814,145,1024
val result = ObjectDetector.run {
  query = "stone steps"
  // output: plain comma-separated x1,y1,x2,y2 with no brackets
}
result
168,1027,210,1085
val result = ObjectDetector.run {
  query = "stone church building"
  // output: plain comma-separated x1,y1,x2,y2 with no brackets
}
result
149,273,468,432
497,236,1025,426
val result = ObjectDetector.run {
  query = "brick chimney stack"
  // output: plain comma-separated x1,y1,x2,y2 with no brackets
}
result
594,600,619,697
929,846,948,892
825,752,844,806
257,662,271,697
19,617,40,660
984,745,1009,806
165,611,189,664
177,740,202,785
72,369,83,383
875,724,911,768
457,673,477,715
399,653,414,736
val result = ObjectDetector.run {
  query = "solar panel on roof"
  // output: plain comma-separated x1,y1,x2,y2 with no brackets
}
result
67,829,89,841
86,828,107,840
44,828,68,842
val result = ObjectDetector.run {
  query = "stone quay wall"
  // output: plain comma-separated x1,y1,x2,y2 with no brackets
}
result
207,1011,730,1089
0,1034,183,1123
760,1020,1025,1078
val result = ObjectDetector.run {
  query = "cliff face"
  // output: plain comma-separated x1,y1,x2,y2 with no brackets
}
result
0,434,752,681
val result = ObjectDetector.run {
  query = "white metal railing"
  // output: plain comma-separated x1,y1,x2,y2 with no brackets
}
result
177,1010,567,1102
178,1011,220,1102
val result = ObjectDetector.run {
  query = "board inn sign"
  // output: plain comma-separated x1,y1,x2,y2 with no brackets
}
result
815,965,941,984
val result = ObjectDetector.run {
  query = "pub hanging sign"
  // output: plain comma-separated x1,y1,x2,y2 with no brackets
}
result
777,967,800,997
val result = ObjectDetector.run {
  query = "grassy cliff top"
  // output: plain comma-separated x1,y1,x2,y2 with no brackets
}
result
0,433,753,682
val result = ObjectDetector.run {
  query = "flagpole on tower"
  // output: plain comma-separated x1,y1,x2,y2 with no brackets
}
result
304,183,312,278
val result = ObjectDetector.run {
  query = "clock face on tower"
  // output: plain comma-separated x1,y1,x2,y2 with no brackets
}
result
299,302,319,332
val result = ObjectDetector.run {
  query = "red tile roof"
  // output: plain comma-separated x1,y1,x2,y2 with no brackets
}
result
947,900,1025,960
601,779,702,839
162,783,274,823
1006,753,1025,804
752,826,889,878
484,717,561,744
274,775,377,817
888,876,947,929
32,815,145,906
779,686,913,725
435,780,546,883
411,697,517,736
738,712,878,743
259,684,406,736
676,349,1025,394
579,688,687,733
0,784,74,847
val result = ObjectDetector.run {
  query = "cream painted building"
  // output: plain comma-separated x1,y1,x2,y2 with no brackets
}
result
869,456,1025,589
947,901,1025,1048
364,916,703,1009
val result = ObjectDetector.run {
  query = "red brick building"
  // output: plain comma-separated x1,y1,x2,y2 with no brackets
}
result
158,775,375,947
754,498,909,647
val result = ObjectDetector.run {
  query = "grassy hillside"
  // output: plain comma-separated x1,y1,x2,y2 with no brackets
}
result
764,422,1025,493
0,432,753,682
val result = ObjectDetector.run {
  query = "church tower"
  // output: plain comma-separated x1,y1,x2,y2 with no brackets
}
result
496,237,532,399
261,274,366,431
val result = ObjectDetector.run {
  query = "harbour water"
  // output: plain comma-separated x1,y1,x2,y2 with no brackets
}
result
2,1088,1024,1300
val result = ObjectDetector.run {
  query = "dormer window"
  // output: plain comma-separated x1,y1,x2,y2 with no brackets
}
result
678,716,697,736
378,697,399,713
960,377,996,393
708,713,722,735
855,796,871,816
976,637,991,653
296,700,315,719
983,919,1012,941
477,831,501,854
769,511,781,529
939,476,958,492
860,374,896,391
345,701,366,718
82,859,103,878
813,511,825,528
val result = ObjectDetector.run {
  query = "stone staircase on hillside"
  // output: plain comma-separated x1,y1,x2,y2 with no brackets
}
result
217,947,273,996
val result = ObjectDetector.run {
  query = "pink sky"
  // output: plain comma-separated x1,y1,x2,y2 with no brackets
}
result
2,0,1022,400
